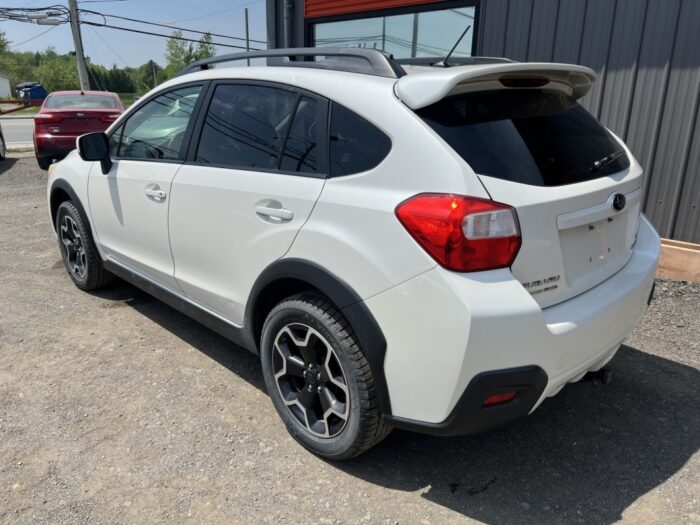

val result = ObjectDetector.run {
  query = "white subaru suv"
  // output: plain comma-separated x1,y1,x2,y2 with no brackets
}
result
47,48,660,459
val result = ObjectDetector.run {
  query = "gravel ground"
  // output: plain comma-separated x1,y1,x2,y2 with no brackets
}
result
0,154,698,524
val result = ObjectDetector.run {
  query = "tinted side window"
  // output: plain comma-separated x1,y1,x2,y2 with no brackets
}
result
280,97,321,174
196,84,298,170
329,103,391,177
118,85,201,161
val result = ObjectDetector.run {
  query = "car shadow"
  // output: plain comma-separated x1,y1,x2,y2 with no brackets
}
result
94,280,698,524
0,156,18,176
91,281,266,393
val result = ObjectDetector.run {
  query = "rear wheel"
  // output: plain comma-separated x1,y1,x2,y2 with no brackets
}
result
37,156,52,170
0,133,6,160
56,201,113,290
261,294,391,460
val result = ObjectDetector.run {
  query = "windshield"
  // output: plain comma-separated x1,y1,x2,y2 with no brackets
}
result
418,89,629,186
45,94,118,110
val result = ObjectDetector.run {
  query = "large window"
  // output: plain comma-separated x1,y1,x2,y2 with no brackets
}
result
312,6,476,59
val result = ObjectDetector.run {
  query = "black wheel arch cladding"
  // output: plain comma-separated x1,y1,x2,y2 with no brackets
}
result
246,258,392,415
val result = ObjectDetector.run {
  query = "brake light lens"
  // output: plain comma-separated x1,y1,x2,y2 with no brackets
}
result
395,194,521,272
100,113,120,123
35,113,62,124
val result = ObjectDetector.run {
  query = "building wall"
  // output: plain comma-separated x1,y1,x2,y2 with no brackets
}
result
268,0,700,243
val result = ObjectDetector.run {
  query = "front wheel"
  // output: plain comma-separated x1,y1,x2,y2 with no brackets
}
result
260,294,391,460
56,201,113,290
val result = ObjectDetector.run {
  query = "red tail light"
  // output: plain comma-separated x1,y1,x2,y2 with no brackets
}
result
100,113,120,123
483,391,518,407
395,194,521,272
35,113,62,124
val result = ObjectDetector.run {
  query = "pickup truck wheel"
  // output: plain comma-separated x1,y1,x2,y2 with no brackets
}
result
261,293,391,460
56,201,113,290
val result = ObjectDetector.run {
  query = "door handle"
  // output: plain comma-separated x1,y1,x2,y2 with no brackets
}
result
145,188,167,200
254,204,294,221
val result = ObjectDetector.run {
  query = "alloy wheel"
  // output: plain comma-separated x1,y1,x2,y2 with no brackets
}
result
272,323,350,438
59,214,87,280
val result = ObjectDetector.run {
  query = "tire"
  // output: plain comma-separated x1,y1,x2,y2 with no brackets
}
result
261,293,391,460
37,156,52,170
56,201,114,291
0,133,6,160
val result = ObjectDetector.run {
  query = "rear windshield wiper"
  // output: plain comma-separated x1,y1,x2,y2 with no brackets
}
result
590,150,626,172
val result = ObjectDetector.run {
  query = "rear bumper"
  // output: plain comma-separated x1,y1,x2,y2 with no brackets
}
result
35,134,77,158
367,215,660,431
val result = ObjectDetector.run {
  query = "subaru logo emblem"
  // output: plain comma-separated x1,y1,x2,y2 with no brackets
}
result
612,193,626,212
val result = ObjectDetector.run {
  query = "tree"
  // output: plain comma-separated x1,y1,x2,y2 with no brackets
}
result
164,30,215,79
0,30,9,55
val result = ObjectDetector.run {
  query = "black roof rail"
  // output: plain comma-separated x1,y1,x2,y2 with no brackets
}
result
396,56,515,67
178,47,406,78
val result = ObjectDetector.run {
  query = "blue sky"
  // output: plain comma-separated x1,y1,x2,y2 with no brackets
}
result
2,0,268,67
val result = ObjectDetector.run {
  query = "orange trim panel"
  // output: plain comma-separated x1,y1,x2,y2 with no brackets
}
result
305,0,443,19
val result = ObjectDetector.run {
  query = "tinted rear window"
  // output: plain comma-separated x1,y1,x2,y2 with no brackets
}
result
45,94,118,109
329,103,391,177
418,90,629,186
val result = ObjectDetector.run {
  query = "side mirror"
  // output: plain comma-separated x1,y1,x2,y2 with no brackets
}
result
77,132,112,174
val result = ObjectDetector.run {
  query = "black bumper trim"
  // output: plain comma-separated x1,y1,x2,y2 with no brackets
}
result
384,365,548,436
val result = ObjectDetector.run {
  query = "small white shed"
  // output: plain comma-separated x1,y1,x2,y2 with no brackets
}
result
0,74,11,98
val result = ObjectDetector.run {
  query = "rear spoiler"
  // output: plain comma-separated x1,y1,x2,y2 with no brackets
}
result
395,62,596,109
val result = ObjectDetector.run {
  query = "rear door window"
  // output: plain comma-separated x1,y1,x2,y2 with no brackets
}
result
280,96,322,174
417,90,629,186
329,103,391,177
195,84,298,170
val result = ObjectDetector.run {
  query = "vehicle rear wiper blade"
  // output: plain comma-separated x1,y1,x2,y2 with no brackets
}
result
589,150,625,172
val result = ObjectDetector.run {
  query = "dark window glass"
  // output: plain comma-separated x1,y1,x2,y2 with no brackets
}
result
45,94,118,109
196,84,298,169
118,85,201,161
329,103,391,176
280,97,320,173
418,90,629,186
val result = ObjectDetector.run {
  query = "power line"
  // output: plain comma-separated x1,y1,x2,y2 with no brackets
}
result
87,24,129,67
168,0,262,24
82,20,264,50
8,23,59,47
80,9,267,44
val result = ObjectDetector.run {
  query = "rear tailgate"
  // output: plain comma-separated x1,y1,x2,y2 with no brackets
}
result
401,63,643,308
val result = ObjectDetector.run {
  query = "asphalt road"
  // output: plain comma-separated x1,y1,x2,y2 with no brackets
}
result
0,153,698,524
0,117,33,146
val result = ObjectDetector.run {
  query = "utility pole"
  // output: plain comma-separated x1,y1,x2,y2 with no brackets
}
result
68,0,90,91
244,8,251,65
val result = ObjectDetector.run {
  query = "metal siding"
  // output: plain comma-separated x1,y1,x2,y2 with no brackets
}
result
675,106,700,242
503,0,533,61
624,0,680,212
527,0,559,61
598,0,647,138
477,0,509,56
577,0,617,117
644,0,700,238
551,0,586,63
